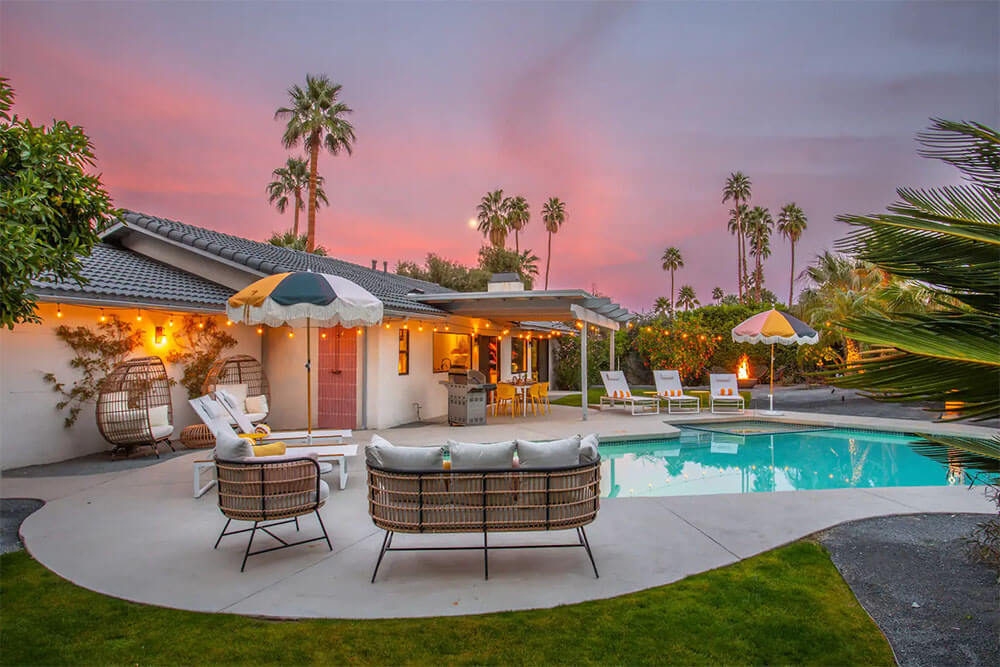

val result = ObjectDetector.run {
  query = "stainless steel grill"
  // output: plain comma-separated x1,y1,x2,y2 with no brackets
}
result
439,370,496,426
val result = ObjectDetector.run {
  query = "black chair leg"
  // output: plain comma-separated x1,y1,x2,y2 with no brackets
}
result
483,530,489,580
240,522,258,573
214,518,231,549
315,510,332,550
371,530,392,583
294,516,300,532
580,526,599,578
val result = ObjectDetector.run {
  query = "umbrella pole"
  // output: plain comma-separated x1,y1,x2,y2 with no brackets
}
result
769,343,774,412
307,317,312,440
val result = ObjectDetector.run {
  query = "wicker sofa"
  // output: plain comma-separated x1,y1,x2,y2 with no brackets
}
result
367,441,601,581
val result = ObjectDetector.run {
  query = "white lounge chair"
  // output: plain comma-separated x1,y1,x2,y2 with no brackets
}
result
214,388,351,443
599,371,660,415
709,374,745,414
652,370,700,414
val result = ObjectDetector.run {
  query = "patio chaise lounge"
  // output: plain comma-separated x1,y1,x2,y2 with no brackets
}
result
214,388,351,443
652,370,700,414
709,373,745,414
367,434,601,581
599,370,660,415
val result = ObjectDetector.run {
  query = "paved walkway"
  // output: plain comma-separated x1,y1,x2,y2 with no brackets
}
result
4,406,996,619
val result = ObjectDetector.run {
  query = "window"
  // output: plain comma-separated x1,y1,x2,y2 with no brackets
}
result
433,332,471,373
511,338,524,374
398,329,409,375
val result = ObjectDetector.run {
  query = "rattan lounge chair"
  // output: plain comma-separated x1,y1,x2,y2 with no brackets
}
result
215,455,332,571
96,356,175,458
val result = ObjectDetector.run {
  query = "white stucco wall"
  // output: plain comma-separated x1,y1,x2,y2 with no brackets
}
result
260,325,319,431
0,303,261,470
364,324,449,429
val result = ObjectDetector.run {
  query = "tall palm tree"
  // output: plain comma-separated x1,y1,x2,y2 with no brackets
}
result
477,189,510,248
746,205,773,301
541,197,566,289
712,286,724,302
722,172,752,302
275,74,355,252
507,196,530,253
676,285,699,311
660,247,684,312
267,157,328,237
727,203,749,296
776,202,808,307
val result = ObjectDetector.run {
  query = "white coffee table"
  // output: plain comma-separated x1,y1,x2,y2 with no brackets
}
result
192,439,357,498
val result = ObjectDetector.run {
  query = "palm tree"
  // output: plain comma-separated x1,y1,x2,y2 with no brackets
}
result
541,197,566,289
722,172,752,302
477,189,510,248
726,203,749,297
267,157,328,237
676,285,699,311
776,203,808,306
746,205,773,301
275,74,355,252
654,296,671,315
660,247,683,312
507,196,530,253
267,230,328,255
712,286,724,302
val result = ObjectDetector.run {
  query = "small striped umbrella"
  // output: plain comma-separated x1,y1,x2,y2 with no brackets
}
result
732,309,818,415
227,272,383,434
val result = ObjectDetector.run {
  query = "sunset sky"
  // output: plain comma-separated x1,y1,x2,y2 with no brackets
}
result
4,1,997,311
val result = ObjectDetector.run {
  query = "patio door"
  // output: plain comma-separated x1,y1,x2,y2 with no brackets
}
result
317,326,357,429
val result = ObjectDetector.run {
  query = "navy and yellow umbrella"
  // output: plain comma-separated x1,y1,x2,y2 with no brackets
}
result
732,309,817,415
227,272,383,434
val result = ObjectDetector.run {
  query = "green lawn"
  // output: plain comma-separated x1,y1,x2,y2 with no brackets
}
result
0,542,892,665
553,387,752,409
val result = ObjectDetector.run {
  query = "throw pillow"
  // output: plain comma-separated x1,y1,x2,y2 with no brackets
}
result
447,440,516,470
516,435,582,468
215,428,255,460
366,434,444,471
245,394,268,415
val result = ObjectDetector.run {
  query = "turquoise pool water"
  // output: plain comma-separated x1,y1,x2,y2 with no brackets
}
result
599,425,969,498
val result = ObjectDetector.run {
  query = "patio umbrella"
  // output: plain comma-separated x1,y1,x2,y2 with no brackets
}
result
731,308,817,416
227,272,383,435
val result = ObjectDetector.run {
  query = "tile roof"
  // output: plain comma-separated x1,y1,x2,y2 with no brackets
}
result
32,243,234,310
119,211,451,315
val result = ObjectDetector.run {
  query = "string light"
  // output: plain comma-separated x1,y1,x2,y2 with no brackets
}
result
168,317,174,327
136,310,142,322
288,331,294,338
444,326,450,331
384,323,391,329
256,327,263,335
356,328,362,335
56,304,63,318
226,320,233,326
321,332,327,339
99,309,106,322
197,321,204,329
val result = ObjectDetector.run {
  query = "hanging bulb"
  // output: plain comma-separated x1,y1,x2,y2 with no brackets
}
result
56,304,63,318
99,309,106,322
356,328,362,335
288,331,295,338
135,310,142,322
384,323,391,329
197,321,204,329
444,325,450,331
226,320,233,326
321,332,327,339
256,327,263,335
168,317,174,327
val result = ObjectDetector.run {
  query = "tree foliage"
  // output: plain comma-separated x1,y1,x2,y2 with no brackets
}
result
166,316,238,399
267,230,328,255
0,77,117,329
42,315,145,427
267,156,327,237
541,197,567,289
828,119,999,424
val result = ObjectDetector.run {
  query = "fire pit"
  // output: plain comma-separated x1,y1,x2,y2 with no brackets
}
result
736,354,759,389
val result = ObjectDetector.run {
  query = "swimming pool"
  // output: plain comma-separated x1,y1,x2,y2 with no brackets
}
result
599,423,970,498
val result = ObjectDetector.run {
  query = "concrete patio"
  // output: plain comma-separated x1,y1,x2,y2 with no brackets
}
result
3,405,995,619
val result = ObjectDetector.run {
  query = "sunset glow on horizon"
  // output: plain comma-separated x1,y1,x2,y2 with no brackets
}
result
3,1,996,310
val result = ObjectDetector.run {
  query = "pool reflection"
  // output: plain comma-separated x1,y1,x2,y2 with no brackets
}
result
601,429,968,498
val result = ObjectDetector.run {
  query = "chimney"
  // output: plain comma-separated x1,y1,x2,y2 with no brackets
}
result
487,272,525,292
383,261,388,273
371,259,377,270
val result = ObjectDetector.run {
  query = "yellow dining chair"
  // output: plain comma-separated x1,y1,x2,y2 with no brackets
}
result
537,381,551,414
526,383,542,416
495,383,519,417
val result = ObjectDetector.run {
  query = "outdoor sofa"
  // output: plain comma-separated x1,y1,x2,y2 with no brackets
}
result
366,434,601,581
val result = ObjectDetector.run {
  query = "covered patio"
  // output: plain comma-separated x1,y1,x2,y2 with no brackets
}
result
410,287,634,422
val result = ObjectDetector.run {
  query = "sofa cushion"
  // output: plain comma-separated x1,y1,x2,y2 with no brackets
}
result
147,405,169,428
366,434,444,471
516,436,582,468
245,394,268,415
447,440,516,470
579,433,600,464
215,428,255,460
150,424,174,440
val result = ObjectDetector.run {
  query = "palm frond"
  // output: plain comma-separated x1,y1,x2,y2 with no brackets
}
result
908,433,1000,474
917,118,1000,191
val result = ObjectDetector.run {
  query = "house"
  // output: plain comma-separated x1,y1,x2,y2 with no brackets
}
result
0,211,632,469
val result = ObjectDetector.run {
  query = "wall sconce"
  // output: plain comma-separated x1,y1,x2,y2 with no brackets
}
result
154,326,166,346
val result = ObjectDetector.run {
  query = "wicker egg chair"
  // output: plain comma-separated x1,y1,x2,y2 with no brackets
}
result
201,355,270,418
97,356,175,459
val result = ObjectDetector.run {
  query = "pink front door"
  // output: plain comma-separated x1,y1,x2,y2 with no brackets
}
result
317,326,357,429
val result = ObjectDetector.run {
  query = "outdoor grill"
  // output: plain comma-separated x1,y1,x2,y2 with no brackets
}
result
440,369,496,426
